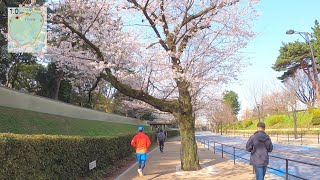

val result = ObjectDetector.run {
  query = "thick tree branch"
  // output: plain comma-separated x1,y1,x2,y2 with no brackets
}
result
159,0,169,37
143,0,150,11
101,70,177,113
52,16,104,61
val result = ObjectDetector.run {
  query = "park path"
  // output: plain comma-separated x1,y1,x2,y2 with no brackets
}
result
115,137,277,180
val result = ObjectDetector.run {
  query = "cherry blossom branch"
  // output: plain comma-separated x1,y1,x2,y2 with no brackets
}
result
83,1,106,36
128,0,169,51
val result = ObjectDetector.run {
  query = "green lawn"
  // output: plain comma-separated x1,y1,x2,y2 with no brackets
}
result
229,109,320,131
0,106,149,136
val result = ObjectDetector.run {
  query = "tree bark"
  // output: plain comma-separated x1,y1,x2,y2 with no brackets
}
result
52,70,64,100
173,80,201,171
315,86,320,108
174,111,201,171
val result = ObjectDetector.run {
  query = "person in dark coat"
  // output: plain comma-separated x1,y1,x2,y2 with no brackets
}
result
157,129,166,152
246,122,273,180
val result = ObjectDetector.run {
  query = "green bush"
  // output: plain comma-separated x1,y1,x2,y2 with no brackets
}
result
242,120,253,128
267,115,284,126
311,115,320,125
166,130,180,138
308,107,320,116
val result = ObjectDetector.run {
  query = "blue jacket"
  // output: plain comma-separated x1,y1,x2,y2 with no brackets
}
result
246,131,273,167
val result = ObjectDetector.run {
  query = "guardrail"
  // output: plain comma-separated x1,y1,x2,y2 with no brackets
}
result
221,131,320,145
197,138,320,180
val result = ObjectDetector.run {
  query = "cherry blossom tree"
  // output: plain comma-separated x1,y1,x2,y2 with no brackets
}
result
207,101,235,135
48,0,258,170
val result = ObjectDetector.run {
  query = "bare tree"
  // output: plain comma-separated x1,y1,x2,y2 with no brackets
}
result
280,88,307,139
244,82,267,122
241,107,254,120
284,70,315,108
262,91,287,115
207,102,235,135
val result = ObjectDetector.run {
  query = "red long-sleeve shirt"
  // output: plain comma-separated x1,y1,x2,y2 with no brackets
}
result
131,132,151,153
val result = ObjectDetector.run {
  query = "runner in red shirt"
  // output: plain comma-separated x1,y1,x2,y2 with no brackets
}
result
131,126,151,177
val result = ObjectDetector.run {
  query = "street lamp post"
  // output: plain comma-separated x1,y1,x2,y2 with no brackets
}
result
286,30,320,106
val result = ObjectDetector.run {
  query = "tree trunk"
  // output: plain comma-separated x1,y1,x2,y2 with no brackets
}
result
315,86,320,108
7,59,21,89
174,112,201,171
52,70,64,100
293,109,298,139
216,124,219,134
220,122,223,135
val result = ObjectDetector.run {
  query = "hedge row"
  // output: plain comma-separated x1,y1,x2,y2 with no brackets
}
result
166,129,180,138
0,130,179,179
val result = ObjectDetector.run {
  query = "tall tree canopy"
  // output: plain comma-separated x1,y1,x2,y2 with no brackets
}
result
273,20,320,106
223,90,240,116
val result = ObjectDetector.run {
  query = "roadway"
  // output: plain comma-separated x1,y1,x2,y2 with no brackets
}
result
196,131,320,180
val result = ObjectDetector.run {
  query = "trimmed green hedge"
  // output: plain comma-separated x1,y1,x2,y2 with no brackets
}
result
0,130,179,179
166,130,180,138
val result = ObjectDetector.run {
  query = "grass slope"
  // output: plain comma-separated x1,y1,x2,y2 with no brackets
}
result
0,106,149,136
230,109,320,131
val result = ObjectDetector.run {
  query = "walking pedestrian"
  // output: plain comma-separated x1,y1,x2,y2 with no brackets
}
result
246,122,273,180
131,126,151,177
157,129,166,152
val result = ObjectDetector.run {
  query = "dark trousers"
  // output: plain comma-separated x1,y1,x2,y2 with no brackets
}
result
254,166,267,180
159,140,164,151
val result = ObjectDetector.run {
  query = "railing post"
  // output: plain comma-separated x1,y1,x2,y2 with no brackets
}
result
208,140,210,150
214,142,216,154
204,140,206,148
233,147,236,164
285,159,289,180
222,144,224,158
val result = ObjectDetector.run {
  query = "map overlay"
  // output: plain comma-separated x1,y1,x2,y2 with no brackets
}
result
8,7,47,53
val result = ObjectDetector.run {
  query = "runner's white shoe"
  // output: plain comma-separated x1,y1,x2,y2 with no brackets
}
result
137,168,143,177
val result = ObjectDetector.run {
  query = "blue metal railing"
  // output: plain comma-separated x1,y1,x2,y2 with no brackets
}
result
197,138,320,180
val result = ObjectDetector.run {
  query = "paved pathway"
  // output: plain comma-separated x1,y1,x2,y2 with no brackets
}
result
196,131,320,180
116,137,278,180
